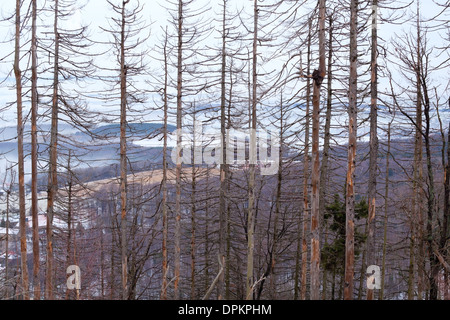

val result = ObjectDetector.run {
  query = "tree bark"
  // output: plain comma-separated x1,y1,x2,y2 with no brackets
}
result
423,88,439,300
380,122,391,300
65,152,73,300
310,0,326,300
414,2,425,299
444,118,450,300
366,0,378,301
160,27,169,301
245,0,258,301
119,0,129,300
46,0,61,300
190,111,197,299
344,0,358,301
301,24,312,299
31,0,40,301
14,0,29,301
218,0,228,300
319,13,334,300
174,0,183,300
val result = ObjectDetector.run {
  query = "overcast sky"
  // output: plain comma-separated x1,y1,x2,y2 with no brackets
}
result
0,0,448,184
0,0,448,128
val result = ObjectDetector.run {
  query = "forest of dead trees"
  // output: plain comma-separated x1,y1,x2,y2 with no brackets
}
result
0,0,449,300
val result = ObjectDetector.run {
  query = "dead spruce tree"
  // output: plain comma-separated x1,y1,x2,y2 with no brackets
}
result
99,0,149,299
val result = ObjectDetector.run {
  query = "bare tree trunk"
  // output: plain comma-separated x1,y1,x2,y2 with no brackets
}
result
218,0,228,300
100,218,105,298
174,0,183,300
344,0,358,301
5,181,12,299
204,169,210,294
366,0,378,301
380,122,391,300
190,113,198,299
119,0,129,300
294,206,302,299
437,105,450,300
14,0,29,301
225,63,234,300
444,119,450,300
414,77,425,300
310,0,326,301
319,13,334,300
412,6,439,297
321,221,329,300
160,27,169,301
31,0,40,301
262,95,286,300
65,152,73,300
423,89,439,300
358,218,368,300
225,171,232,300
245,0,258,301
414,3,425,299
46,0,61,300
269,121,283,300
408,84,419,299
407,219,415,299
110,201,116,300
301,26,312,299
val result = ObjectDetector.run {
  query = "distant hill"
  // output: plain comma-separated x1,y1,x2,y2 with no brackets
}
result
74,122,177,140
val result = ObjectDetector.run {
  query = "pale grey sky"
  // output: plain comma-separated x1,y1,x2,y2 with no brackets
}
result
0,0,448,128
0,0,448,183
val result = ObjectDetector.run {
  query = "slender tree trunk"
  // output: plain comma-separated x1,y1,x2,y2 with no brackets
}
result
246,0,258,300
408,215,415,299
444,119,450,300
344,0,358,301
414,3,425,299
294,206,302,299
14,0,29,301
268,96,285,299
413,10,439,295
366,0,378,301
437,106,450,300
380,122,391,300
100,218,105,298
414,84,425,300
358,219,368,300
119,0,129,300
5,189,10,299
65,152,73,300
423,93,439,300
190,116,197,299
46,0,61,300
218,0,228,300
174,0,184,300
321,221,330,300
301,30,311,299
310,0,326,300
320,14,334,300
160,28,169,301
204,169,210,294
110,200,116,300
30,0,40,301
225,172,232,299
225,79,233,300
